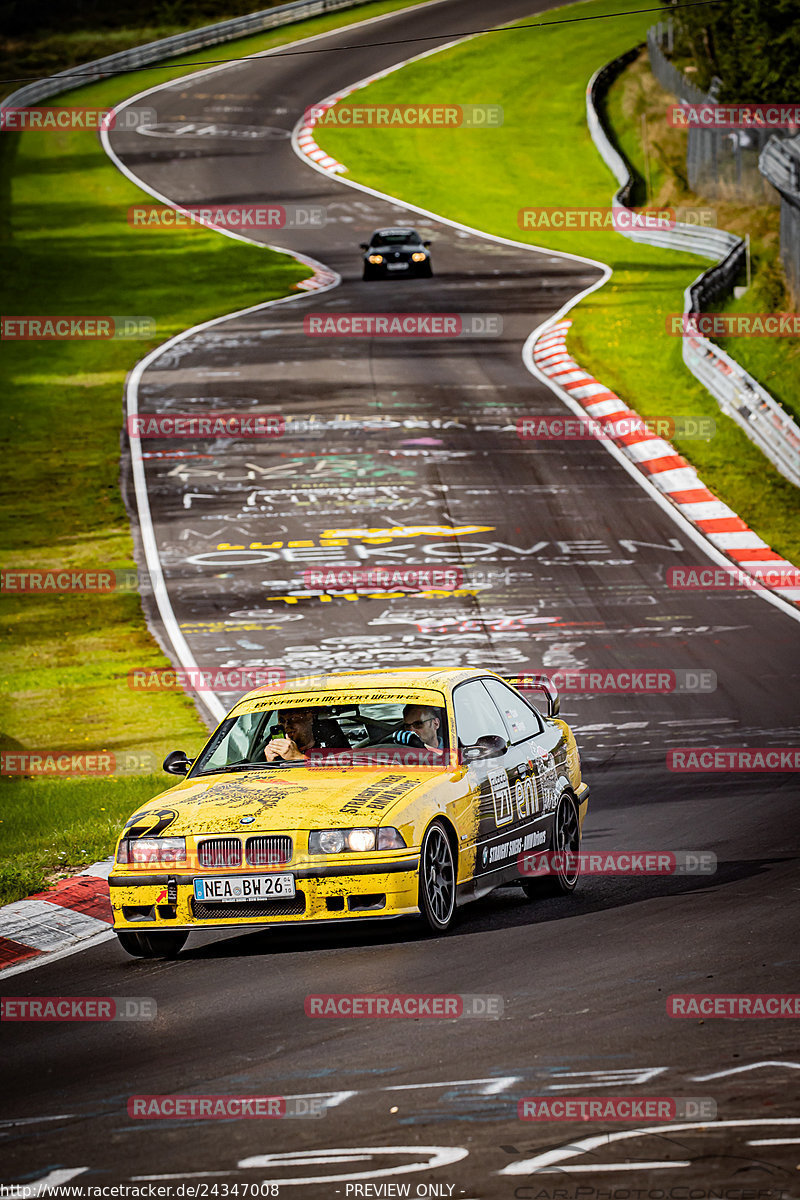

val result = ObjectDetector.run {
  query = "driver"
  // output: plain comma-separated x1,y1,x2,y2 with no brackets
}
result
264,707,317,762
264,707,348,762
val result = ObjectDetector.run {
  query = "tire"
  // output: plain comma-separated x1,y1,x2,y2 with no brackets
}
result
117,930,188,959
362,269,378,281
417,264,433,278
521,791,581,899
418,819,457,933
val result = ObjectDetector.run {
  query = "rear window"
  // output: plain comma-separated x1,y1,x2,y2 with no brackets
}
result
371,231,420,245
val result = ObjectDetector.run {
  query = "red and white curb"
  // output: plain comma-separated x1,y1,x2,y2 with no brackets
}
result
295,263,339,290
296,99,350,174
0,860,114,977
532,320,800,606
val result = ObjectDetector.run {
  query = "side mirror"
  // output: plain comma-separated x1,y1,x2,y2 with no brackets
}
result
423,240,432,247
461,734,507,762
359,243,368,250
163,750,194,775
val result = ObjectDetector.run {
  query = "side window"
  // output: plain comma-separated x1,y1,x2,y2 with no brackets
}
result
453,680,509,747
483,679,543,742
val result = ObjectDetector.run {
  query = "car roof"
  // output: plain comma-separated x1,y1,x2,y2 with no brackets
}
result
237,668,490,705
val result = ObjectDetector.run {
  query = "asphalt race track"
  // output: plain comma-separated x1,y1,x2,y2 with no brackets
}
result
3,0,800,1193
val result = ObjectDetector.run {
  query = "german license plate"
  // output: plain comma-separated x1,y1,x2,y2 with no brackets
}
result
387,262,408,270
193,874,295,902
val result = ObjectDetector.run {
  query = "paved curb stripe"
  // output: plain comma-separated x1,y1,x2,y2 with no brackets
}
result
532,321,800,607
0,863,113,971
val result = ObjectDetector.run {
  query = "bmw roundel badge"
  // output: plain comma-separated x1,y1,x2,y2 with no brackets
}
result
240,815,255,825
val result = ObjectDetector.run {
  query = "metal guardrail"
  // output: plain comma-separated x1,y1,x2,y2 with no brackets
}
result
0,0,371,110
586,50,800,490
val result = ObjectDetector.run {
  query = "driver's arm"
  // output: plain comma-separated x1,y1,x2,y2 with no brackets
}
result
263,737,306,762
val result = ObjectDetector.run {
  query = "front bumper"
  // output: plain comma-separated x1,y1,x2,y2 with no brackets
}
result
109,857,420,930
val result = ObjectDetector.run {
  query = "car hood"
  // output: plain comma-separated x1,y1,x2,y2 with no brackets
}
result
135,766,443,836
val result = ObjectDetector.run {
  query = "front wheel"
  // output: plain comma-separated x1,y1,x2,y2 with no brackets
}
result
117,931,188,959
418,819,456,933
521,791,581,899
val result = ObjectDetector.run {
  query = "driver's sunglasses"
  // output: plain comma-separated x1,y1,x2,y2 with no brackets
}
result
405,718,434,729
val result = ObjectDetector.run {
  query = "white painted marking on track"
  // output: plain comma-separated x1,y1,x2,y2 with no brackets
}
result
0,1114,75,1129
691,1060,800,1080
498,1118,800,1175
384,1076,519,1095
549,1066,667,1088
23,1168,89,1190
748,1137,800,1145
236,1146,469,1185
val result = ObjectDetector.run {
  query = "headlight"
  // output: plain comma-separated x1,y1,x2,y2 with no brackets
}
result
117,836,186,865
367,254,384,263
309,827,406,854
411,252,426,262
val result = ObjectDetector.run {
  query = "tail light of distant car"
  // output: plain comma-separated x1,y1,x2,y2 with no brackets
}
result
117,836,187,865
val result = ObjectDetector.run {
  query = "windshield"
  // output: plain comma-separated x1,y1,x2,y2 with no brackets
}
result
192,700,449,774
371,231,420,245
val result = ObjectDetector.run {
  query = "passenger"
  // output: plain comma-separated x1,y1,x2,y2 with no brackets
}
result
389,704,445,751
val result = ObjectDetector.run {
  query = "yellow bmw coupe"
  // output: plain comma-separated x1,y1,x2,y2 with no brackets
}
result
111,669,589,958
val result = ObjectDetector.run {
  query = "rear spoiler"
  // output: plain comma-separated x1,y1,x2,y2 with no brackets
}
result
505,674,560,719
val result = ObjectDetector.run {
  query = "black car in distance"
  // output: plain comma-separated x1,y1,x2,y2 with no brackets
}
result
361,227,433,279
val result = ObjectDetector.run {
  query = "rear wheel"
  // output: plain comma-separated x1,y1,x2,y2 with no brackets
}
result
117,931,188,959
521,791,581,899
418,819,456,933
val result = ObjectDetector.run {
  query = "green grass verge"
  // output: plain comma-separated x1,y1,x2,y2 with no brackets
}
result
0,0,431,906
0,775,172,903
314,0,799,562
